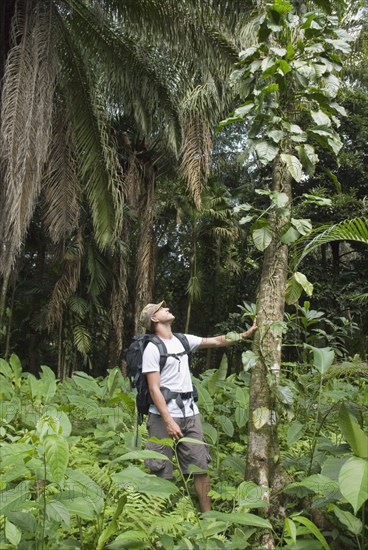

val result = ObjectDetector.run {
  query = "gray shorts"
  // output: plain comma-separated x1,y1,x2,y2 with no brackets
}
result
145,413,210,479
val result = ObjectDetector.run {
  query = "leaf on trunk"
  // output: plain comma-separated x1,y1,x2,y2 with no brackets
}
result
252,223,273,251
252,407,270,430
294,272,313,295
280,153,303,182
241,350,259,371
254,141,279,165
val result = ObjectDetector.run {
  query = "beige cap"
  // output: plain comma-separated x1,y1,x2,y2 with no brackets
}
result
139,300,166,330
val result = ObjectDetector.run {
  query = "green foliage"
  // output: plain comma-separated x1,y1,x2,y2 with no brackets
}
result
1,351,367,548
219,1,354,180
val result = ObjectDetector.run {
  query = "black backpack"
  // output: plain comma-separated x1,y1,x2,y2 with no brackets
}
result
126,333,191,423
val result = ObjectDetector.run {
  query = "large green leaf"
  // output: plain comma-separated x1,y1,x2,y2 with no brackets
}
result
287,421,305,446
253,407,270,430
112,466,178,497
252,223,273,251
339,456,368,514
65,469,105,512
285,273,303,305
0,482,31,515
338,403,368,458
218,415,234,437
235,406,247,428
304,344,334,375
60,497,96,520
294,272,313,296
72,371,103,396
44,435,69,484
291,515,329,550
46,500,71,527
220,456,245,476
5,519,21,547
113,450,171,463
254,141,279,165
202,511,272,529
202,422,218,445
208,355,228,395
39,366,57,403
241,350,258,371
331,505,362,536
9,354,22,379
280,153,303,182
193,380,214,414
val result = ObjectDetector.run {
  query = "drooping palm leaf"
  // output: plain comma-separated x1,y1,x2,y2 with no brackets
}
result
55,7,121,250
293,217,368,268
47,227,84,328
0,0,57,276
63,0,183,153
42,105,80,244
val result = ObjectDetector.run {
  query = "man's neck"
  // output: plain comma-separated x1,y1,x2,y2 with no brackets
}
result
155,322,174,340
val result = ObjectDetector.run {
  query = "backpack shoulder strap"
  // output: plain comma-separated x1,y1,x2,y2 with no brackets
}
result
173,333,190,353
173,333,192,366
146,334,168,371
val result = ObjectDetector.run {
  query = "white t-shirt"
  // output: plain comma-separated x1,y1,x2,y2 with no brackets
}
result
142,334,202,417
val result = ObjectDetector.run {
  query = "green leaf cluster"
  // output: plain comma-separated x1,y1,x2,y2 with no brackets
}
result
219,1,355,181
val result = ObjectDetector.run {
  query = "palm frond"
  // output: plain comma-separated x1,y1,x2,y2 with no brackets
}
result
47,227,84,328
293,217,368,268
0,0,57,276
86,242,109,297
73,324,92,356
42,105,80,243
55,9,122,251
181,114,212,209
67,296,89,318
63,0,183,154
102,0,239,70
350,292,368,304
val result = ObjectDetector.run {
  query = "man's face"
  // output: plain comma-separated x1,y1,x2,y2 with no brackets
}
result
152,305,175,325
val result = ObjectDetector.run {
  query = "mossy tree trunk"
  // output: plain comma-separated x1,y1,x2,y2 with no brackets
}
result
246,158,292,494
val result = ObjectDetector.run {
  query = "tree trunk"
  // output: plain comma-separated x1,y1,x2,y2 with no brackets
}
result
108,242,129,369
134,165,157,332
246,158,292,496
330,241,340,274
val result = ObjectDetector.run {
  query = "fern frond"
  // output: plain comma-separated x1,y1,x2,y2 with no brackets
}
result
322,360,368,381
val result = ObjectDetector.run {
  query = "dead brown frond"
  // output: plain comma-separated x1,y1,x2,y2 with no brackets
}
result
180,114,211,210
0,0,57,276
42,110,80,243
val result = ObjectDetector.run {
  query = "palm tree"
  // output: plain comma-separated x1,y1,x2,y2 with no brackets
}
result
0,0,255,369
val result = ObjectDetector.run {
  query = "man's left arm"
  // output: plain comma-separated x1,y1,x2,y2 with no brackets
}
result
198,319,257,349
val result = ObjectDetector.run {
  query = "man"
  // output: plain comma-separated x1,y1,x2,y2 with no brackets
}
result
140,300,257,512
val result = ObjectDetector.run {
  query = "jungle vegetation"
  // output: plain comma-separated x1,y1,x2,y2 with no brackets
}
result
0,0,367,548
